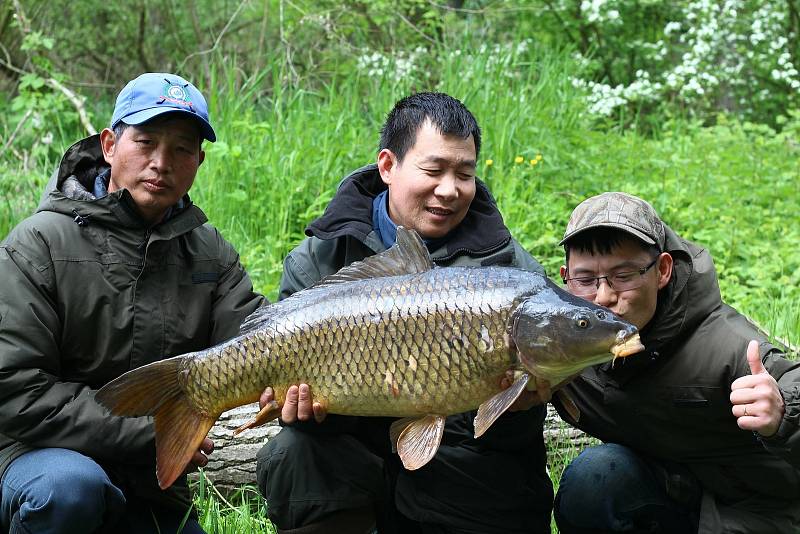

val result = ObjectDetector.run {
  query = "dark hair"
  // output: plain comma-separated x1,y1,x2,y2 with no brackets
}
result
112,122,129,140
112,117,203,149
379,92,481,162
564,228,660,265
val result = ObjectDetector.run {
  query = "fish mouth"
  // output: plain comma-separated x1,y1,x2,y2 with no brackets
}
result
610,332,644,358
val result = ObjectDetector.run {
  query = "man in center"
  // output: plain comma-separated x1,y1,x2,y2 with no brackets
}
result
256,92,553,533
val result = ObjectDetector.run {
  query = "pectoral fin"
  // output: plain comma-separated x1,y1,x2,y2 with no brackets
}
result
474,372,530,438
556,390,581,422
389,415,445,470
233,400,281,436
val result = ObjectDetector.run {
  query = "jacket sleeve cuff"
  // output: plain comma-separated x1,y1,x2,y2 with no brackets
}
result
759,385,800,464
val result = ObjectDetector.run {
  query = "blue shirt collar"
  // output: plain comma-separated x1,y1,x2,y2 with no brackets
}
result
371,190,447,252
93,169,110,198
372,190,397,249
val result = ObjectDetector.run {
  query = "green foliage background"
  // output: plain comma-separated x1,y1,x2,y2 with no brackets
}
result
1,1,799,531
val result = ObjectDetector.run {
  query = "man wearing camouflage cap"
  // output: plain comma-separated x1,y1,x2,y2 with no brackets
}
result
0,73,266,533
553,192,800,533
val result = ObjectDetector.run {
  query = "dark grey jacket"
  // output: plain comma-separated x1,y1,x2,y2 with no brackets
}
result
0,135,266,510
555,224,800,533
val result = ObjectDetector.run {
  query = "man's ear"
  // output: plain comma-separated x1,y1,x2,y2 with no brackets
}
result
198,149,205,167
656,252,673,290
377,148,397,185
100,128,117,164
559,265,568,281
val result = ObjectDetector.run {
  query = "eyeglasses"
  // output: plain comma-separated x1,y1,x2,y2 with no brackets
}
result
563,257,659,297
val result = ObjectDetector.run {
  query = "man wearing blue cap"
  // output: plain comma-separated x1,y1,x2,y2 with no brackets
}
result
0,73,265,533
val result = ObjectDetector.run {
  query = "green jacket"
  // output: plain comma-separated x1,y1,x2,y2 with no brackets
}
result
555,224,800,533
276,164,555,530
0,135,266,510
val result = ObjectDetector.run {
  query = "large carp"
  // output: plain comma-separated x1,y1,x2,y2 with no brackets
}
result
97,227,642,489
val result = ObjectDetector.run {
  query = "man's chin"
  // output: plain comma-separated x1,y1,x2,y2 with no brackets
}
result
417,216,465,239
415,225,451,240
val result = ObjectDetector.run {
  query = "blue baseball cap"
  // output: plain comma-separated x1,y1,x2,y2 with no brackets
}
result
110,72,216,142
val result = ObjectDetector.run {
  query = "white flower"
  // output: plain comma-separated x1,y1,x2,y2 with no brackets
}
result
664,21,682,35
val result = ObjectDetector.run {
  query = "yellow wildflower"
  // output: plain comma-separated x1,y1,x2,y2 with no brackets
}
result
536,154,543,161
485,159,493,167
514,156,524,164
530,159,537,166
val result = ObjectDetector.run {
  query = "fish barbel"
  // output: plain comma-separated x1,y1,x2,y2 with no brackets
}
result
96,227,643,489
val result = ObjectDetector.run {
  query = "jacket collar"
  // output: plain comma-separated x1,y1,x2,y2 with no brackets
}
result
600,224,723,384
306,164,512,260
642,223,722,353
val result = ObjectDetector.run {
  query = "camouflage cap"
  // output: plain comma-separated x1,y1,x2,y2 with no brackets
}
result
560,192,666,250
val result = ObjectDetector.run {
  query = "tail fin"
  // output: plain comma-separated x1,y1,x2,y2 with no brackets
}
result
95,357,216,489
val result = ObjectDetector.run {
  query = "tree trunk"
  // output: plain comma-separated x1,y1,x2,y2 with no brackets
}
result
194,403,589,494
190,403,281,492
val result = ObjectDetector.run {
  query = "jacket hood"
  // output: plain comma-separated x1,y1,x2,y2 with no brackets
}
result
36,135,205,232
306,164,512,259
642,223,722,353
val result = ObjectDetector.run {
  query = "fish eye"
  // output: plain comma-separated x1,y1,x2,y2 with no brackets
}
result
576,314,591,328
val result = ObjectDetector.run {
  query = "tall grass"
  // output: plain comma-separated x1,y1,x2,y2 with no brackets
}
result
194,472,276,533
3,44,798,319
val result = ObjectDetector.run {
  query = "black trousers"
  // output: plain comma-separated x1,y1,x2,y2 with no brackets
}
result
256,412,553,534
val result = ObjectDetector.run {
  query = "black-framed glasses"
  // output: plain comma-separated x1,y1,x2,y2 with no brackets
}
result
563,257,659,296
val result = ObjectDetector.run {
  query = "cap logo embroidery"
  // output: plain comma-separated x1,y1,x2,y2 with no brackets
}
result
158,79,194,111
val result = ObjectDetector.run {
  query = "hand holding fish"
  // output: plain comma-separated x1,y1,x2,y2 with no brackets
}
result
260,385,326,423
730,340,785,437
187,437,214,470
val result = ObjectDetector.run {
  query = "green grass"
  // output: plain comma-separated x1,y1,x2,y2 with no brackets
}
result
2,41,799,534
193,473,276,533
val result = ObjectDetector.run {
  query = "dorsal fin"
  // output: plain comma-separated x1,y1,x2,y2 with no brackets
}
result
311,226,433,288
238,304,278,337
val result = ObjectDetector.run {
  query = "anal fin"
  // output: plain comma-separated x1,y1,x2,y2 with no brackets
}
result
389,415,445,470
233,400,281,436
474,372,529,438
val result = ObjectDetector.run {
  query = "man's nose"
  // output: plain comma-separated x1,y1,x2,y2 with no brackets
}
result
593,278,617,307
434,175,458,200
150,146,173,172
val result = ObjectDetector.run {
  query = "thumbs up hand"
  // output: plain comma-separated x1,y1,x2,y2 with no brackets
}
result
730,340,785,437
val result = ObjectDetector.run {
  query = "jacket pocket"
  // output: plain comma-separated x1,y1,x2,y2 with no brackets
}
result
671,386,712,408
668,385,731,424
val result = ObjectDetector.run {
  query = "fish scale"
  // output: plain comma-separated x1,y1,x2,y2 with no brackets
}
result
182,267,535,418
